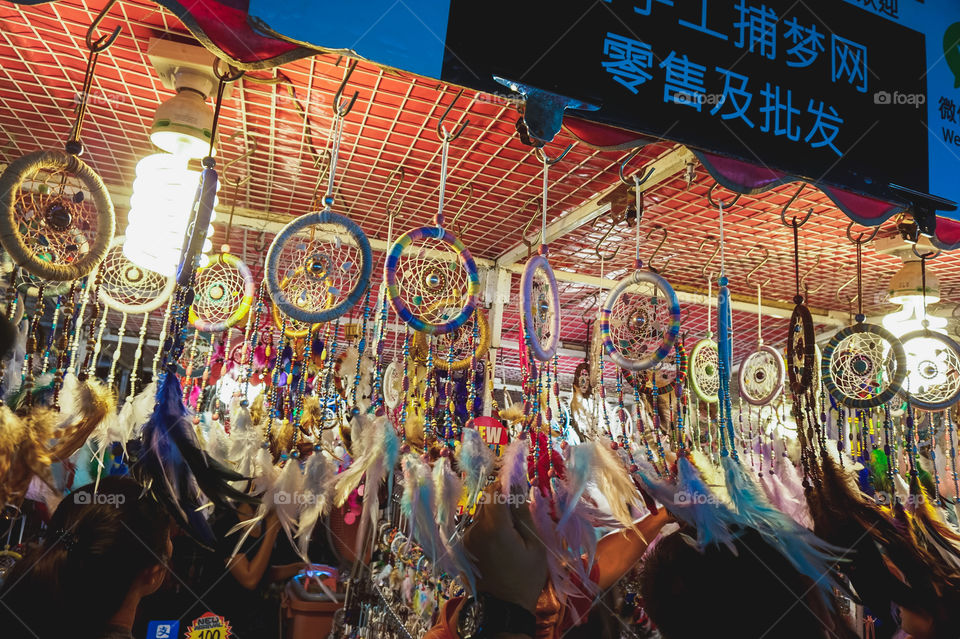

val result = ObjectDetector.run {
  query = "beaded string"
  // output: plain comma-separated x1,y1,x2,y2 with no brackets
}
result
290,334,312,460
151,296,174,381
181,330,200,401
372,286,390,414
0,270,20,401
41,295,62,374
649,375,669,473
630,372,661,476
127,313,151,400
195,331,220,409
352,289,372,409
443,341,455,443
21,282,45,406
53,282,78,406
87,302,109,380
321,317,342,414
931,412,943,504
466,317,479,421
944,409,960,503
265,314,288,446
107,311,127,388
69,275,93,373
400,327,411,440
424,334,435,444
242,283,267,403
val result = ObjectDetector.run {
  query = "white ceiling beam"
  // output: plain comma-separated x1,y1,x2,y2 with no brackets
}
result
494,145,697,268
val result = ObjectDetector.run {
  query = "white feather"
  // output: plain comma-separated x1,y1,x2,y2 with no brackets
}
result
296,451,336,561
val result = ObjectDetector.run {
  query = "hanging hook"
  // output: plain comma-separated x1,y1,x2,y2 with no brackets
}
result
593,215,621,262
707,182,742,209
780,183,814,228
436,89,470,142
330,59,360,117
213,58,245,84
845,219,881,245
449,182,474,236
698,236,720,280
799,254,826,294
385,166,405,217
518,197,543,257
912,245,942,260
619,146,656,186
220,131,258,188
836,275,859,306
745,245,772,289
535,143,573,166
85,0,121,52
581,291,600,324
645,226,669,273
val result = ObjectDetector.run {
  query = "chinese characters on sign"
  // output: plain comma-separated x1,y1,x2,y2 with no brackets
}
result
600,2,870,158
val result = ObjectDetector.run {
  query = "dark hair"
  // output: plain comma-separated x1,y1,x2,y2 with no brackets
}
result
640,527,849,639
0,476,171,639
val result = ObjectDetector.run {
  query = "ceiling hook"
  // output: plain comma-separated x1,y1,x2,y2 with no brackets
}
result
333,59,360,118
594,215,621,262
836,274,859,306
799,254,826,294
220,131,258,188
912,245,942,260
85,0,121,52
698,236,720,280
581,291,600,324
619,146,655,187
707,182,742,210
745,245,772,289
845,219,881,245
518,197,542,258
436,88,470,142
645,225,669,273
780,183,813,228
535,143,573,166
385,166,406,218
213,58,245,84
449,182,474,235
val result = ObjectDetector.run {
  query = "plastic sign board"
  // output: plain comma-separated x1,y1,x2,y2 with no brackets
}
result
471,416,509,456
146,621,179,639
184,612,231,639
249,0,960,215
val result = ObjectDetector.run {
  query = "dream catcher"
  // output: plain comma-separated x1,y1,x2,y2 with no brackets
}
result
822,223,906,409
600,220,681,371
628,339,687,396
382,360,403,410
738,250,785,407
781,191,820,401
519,147,565,361
87,235,175,388
0,11,118,282
412,306,489,371
690,275,720,404
898,250,960,411
266,60,372,328
189,252,254,333
385,90,479,335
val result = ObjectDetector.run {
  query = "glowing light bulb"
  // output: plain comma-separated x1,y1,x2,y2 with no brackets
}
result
123,152,218,276
883,294,950,397
882,296,947,337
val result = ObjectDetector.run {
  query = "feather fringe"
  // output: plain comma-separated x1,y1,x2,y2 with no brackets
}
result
296,451,336,561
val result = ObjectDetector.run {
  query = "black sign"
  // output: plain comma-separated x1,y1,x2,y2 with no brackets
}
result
441,0,928,201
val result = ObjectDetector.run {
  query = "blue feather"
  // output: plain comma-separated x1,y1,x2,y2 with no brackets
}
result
677,456,740,552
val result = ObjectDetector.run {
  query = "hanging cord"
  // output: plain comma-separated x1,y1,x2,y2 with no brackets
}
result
634,177,643,269
541,152,548,251
756,283,763,346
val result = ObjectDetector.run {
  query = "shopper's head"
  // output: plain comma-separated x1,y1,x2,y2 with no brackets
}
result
640,526,842,639
0,476,172,639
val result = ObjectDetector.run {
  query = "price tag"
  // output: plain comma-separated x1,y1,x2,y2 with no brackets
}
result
184,612,232,639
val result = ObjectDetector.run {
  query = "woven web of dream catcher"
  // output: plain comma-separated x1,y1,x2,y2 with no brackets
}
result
902,335,960,406
393,237,469,326
179,333,213,378
606,281,671,364
527,265,557,353
740,348,782,403
13,167,97,267
829,332,898,403
273,224,365,320
690,341,720,398
415,311,475,363
98,242,170,312
194,259,248,327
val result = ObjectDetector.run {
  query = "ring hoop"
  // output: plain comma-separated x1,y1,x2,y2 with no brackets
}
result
600,269,681,371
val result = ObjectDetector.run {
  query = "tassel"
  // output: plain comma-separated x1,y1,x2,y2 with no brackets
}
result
676,455,739,552
273,457,304,552
135,373,257,549
228,446,279,557
458,427,494,511
296,451,335,561
433,457,464,540
400,454,455,575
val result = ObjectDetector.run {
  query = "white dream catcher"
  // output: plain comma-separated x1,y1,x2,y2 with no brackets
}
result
738,257,785,407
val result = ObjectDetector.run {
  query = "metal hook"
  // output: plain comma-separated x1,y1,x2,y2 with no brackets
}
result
333,59,359,117
385,166,405,217
707,182,742,209
780,183,813,228
436,88,469,142
912,245,942,260
645,226,669,272
836,275,859,306
799,254,826,294
85,0,121,52
698,236,720,280
220,131,258,188
581,291,600,323
449,182,474,235
518,197,542,257
535,143,573,166
845,220,881,245
619,146,656,187
213,58,245,83
745,246,772,288
594,215,621,262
